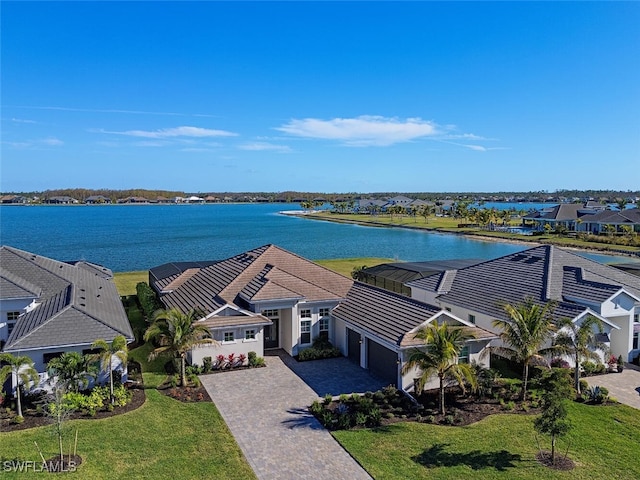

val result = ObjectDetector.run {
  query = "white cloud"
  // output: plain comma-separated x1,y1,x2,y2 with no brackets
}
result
134,141,167,147
275,115,441,147
238,142,292,152
11,118,37,124
41,137,64,146
98,126,238,138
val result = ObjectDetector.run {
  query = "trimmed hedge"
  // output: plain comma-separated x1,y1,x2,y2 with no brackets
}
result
136,282,160,318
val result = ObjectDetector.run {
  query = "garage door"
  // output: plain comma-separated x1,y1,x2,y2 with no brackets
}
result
347,328,361,364
367,339,398,385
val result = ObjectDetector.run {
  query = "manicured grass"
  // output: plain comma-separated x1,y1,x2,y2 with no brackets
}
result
315,257,393,278
1,389,255,480
1,342,255,479
333,401,640,480
113,271,148,296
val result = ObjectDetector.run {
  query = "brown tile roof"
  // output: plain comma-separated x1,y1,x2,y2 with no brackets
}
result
154,244,353,314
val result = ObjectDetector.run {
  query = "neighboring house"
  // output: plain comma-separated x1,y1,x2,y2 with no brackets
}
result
332,282,495,390
408,245,640,363
117,196,149,204
0,246,134,391
359,259,483,296
356,198,387,213
149,245,353,361
577,208,640,234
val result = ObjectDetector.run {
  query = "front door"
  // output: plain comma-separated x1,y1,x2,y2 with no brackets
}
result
264,318,279,349
347,328,361,364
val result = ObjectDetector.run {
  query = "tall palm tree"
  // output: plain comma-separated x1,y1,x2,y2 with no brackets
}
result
553,315,604,395
0,353,39,417
47,351,96,392
493,298,558,400
402,323,477,415
91,335,128,403
144,308,218,387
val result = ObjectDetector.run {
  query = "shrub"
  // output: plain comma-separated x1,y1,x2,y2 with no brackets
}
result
320,410,334,428
354,411,367,426
426,415,435,424
188,373,201,388
238,353,247,366
136,282,160,318
247,351,265,368
323,394,333,406
216,354,226,369
13,415,24,424
444,414,455,425
583,386,609,404
227,353,236,367
310,400,323,415
504,401,515,411
202,356,213,373
298,344,342,361
368,408,382,427
579,379,589,393
339,393,349,403
581,361,597,376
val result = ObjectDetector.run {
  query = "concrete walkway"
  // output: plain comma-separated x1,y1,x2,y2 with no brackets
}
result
200,352,386,480
585,363,640,410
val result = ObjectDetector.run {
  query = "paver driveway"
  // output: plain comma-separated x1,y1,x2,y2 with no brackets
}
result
200,351,387,480
585,363,640,410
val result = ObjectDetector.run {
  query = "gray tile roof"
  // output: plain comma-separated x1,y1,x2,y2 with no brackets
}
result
1,246,133,351
333,282,495,348
580,208,640,225
409,245,640,323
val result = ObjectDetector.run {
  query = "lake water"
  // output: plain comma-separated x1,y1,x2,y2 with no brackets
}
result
0,204,634,272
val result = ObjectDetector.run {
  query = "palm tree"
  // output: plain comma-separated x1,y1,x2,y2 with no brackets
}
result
0,353,39,417
553,316,604,395
47,351,96,392
91,335,128,403
402,323,477,415
493,298,558,400
144,308,218,387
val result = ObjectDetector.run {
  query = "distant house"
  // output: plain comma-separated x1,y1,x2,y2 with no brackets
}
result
0,195,27,204
117,196,149,204
386,195,414,207
185,196,205,203
356,198,387,213
45,196,78,204
0,246,134,392
577,208,640,234
408,245,640,363
522,203,598,230
85,195,111,204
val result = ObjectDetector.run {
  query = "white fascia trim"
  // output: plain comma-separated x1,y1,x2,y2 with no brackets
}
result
574,308,621,330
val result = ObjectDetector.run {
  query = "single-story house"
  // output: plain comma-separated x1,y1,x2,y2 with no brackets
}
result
149,245,354,361
577,208,640,234
0,246,134,392
522,203,598,231
408,245,640,363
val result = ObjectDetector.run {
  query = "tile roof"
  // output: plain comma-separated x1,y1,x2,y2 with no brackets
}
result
409,245,640,322
153,244,353,315
580,208,640,225
1,246,133,351
333,282,495,348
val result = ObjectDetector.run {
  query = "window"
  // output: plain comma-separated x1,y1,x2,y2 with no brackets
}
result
301,320,311,344
468,314,476,325
245,329,256,341
262,309,279,318
319,307,330,317
223,331,235,343
7,322,15,336
319,317,329,340
300,309,311,318
7,311,20,321
458,346,469,364
43,352,64,364
634,331,639,350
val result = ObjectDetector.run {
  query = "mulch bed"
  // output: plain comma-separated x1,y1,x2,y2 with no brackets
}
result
536,451,575,470
158,385,211,403
1,388,146,433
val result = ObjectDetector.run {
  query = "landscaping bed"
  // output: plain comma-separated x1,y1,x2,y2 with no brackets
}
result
0,387,145,433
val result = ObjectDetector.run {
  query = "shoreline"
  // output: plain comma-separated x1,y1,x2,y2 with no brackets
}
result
282,211,640,260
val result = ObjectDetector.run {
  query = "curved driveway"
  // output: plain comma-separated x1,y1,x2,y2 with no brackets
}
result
200,352,387,480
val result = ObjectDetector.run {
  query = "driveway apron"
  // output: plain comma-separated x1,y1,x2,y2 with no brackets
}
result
200,353,382,480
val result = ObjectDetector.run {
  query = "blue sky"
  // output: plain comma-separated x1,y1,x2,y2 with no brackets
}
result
2,1,639,193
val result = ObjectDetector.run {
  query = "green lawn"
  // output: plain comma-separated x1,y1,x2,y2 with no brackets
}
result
333,401,640,480
315,257,393,278
113,271,148,296
1,338,255,479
